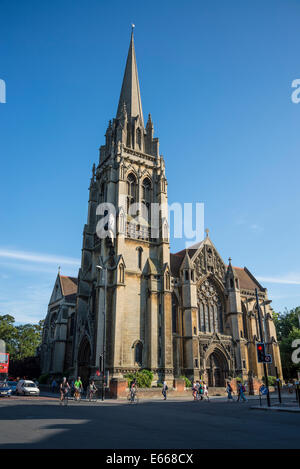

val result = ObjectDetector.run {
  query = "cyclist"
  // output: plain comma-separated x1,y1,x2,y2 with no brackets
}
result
130,378,137,402
88,380,98,401
60,377,70,405
74,376,83,401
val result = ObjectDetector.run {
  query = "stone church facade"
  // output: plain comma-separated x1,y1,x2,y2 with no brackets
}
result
40,32,282,388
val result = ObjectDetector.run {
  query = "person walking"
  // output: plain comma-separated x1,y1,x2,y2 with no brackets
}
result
198,381,204,400
162,381,168,400
237,382,247,402
226,381,234,402
192,382,198,401
203,382,209,401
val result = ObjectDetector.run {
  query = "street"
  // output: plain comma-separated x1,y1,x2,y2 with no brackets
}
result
0,393,299,449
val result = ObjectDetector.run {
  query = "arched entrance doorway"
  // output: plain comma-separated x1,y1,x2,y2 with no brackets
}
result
77,336,91,388
205,348,229,388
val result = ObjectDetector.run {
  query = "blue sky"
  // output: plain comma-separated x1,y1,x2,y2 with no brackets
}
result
1,0,300,323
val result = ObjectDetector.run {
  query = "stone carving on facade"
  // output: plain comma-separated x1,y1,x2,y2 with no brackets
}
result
194,246,226,283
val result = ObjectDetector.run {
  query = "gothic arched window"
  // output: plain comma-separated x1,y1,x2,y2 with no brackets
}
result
197,279,224,334
137,247,143,270
119,264,125,283
141,177,151,223
134,342,143,366
127,173,137,213
136,127,142,149
172,294,179,333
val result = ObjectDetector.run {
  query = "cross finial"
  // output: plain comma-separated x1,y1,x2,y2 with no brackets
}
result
58,265,61,274
205,228,209,238
228,257,232,265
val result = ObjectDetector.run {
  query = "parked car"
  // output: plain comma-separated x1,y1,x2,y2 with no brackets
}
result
16,380,40,396
0,381,12,397
7,381,17,394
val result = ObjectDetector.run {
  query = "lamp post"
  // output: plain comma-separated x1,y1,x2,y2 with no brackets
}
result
255,288,271,407
96,265,107,401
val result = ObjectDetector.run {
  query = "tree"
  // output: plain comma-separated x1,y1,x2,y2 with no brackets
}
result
14,320,44,360
0,315,44,360
0,314,18,356
274,308,300,380
273,307,300,342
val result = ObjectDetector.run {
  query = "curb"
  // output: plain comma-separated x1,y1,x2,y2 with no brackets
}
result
250,406,300,413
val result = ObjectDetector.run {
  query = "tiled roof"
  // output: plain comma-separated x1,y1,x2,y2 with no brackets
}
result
59,275,78,297
233,267,265,292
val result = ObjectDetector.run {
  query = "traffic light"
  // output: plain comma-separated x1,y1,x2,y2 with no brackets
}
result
257,343,266,363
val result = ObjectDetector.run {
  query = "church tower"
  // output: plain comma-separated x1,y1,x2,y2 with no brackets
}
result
73,30,173,385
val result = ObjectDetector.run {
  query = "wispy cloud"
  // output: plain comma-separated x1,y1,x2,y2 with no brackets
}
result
0,248,81,323
257,273,300,285
0,248,80,267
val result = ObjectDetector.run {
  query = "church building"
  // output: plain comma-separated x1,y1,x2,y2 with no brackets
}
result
40,31,282,388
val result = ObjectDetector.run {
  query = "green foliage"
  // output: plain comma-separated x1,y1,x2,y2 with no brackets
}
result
124,369,154,388
274,307,300,342
262,375,277,386
0,315,44,360
179,375,192,388
0,314,17,356
274,307,300,380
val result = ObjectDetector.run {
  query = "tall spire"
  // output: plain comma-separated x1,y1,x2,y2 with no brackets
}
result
116,28,144,128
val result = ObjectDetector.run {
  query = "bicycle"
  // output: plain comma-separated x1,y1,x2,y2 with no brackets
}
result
127,390,139,404
87,389,98,402
59,389,69,406
74,388,82,402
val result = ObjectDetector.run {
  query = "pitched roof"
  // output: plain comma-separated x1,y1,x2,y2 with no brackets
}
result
232,267,265,292
170,251,265,292
59,275,78,298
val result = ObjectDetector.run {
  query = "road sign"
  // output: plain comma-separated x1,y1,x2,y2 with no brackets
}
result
264,354,272,364
260,385,268,395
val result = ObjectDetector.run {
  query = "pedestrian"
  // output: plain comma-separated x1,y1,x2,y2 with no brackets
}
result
162,381,168,400
192,382,198,400
237,382,247,402
51,378,57,393
199,381,204,400
226,381,233,402
203,382,209,401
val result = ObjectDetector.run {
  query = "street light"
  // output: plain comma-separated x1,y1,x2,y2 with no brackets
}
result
96,264,107,401
255,289,271,407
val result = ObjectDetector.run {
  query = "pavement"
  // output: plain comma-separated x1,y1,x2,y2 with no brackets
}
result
0,391,299,449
